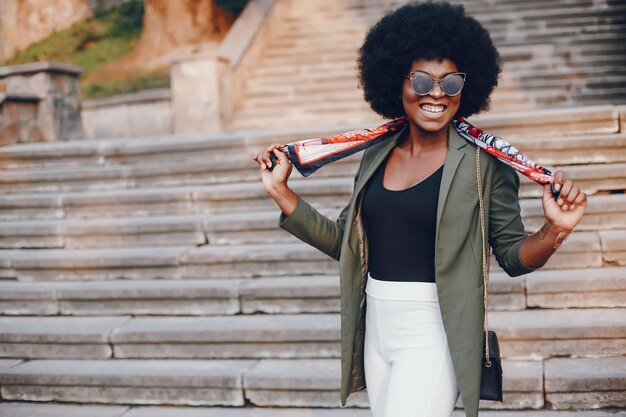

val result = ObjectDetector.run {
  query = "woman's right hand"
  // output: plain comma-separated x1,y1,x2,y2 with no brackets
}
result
251,143,293,194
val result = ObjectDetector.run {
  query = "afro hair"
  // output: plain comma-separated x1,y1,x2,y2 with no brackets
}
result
357,1,501,119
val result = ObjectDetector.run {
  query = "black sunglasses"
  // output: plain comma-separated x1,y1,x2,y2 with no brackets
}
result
405,71,467,96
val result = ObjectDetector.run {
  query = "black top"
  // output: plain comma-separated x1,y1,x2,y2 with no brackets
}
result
362,151,444,282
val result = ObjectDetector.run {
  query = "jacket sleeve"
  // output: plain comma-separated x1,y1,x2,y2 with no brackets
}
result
488,160,538,277
277,156,364,261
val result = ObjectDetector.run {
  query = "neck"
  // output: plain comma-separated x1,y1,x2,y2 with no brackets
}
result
400,122,449,156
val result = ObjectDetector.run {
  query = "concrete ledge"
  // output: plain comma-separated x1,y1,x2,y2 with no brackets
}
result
545,357,626,409
0,359,257,406
0,61,83,78
526,266,626,308
0,403,129,417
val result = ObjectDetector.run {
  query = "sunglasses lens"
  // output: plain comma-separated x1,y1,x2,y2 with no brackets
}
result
441,74,465,95
411,73,434,95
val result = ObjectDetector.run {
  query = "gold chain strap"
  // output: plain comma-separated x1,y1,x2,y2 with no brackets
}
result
476,146,492,367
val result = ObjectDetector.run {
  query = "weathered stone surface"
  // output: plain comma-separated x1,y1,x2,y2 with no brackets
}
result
0,316,129,359
2,247,186,281
63,215,206,248
182,243,336,279
0,194,63,221
112,314,339,359
82,89,172,140
0,359,257,405
0,359,23,371
193,178,351,214
546,391,626,410
599,230,626,265
63,187,195,219
0,402,129,417
60,279,244,316
240,275,339,313
0,279,246,316
0,220,63,249
0,316,128,343
526,267,626,308
545,357,626,393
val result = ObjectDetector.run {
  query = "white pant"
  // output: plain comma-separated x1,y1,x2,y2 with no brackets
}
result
364,272,460,417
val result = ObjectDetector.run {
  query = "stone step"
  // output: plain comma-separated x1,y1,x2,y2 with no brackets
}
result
0,173,622,228
1,357,623,409
1,308,623,360
6,154,623,195
526,266,626,309
1,404,622,417
0,402,130,417
0,105,619,172
0,243,333,281
1,265,624,316
281,3,626,28
0,224,621,281
0,359,257,406
544,357,626,410
1,191,625,248
0,277,249,316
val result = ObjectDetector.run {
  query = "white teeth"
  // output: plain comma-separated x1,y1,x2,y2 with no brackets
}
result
420,104,445,114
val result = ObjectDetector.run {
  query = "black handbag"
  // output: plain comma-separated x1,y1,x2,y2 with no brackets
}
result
476,147,504,402
480,330,503,401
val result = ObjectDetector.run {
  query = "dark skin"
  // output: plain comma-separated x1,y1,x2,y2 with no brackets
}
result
252,58,587,269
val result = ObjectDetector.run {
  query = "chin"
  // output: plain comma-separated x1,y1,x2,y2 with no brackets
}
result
411,117,452,133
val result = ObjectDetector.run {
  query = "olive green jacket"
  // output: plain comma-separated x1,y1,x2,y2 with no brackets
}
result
278,122,537,417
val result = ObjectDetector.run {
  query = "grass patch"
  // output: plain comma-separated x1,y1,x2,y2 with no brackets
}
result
83,67,170,99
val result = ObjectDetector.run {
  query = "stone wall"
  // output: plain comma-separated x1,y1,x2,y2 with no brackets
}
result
82,88,172,139
0,0,129,63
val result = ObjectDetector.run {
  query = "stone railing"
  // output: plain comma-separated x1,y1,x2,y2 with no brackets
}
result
0,61,83,143
170,0,290,133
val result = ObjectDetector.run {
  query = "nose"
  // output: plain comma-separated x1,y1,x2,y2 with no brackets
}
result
429,80,445,98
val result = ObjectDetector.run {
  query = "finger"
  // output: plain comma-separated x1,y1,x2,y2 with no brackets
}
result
263,144,281,165
557,179,573,205
566,186,579,203
273,148,289,163
553,170,565,191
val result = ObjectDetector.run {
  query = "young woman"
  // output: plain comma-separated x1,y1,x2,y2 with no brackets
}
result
252,2,586,417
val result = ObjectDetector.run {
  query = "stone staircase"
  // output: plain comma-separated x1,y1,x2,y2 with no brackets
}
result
1,0,626,416
0,105,625,416
226,0,626,130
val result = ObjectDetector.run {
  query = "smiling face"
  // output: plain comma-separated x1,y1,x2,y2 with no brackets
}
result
401,58,462,134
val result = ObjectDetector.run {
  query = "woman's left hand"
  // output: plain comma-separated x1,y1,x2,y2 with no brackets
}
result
542,170,587,232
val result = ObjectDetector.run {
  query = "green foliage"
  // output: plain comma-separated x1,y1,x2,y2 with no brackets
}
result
216,0,250,16
82,68,170,99
2,0,248,98
6,0,144,68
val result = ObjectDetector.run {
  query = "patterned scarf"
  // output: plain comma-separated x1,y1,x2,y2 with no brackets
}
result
270,117,559,198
